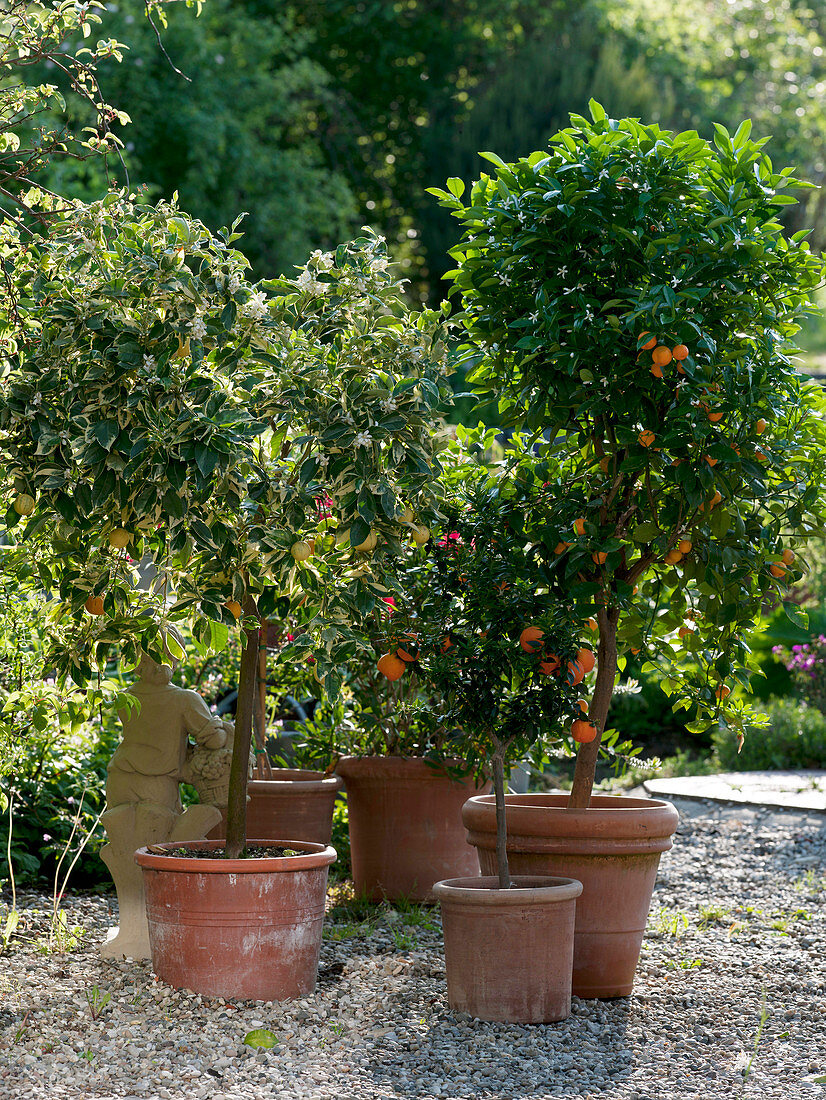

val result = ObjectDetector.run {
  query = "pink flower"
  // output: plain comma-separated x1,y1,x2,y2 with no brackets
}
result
382,597,395,617
438,531,462,549
315,495,334,519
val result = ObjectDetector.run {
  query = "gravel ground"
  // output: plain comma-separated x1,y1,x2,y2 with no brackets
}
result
1,800,824,1100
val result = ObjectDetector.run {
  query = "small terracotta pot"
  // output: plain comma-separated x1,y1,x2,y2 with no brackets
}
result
208,769,343,845
433,875,582,1023
462,793,679,998
135,839,336,1001
336,756,489,902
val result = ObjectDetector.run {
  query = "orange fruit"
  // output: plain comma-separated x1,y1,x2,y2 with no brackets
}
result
539,656,561,676
554,542,571,555
638,430,656,448
13,493,35,516
592,551,607,565
519,626,545,653
769,562,786,578
639,332,657,351
441,635,455,654
652,346,672,367
715,684,731,701
224,599,242,619
571,719,598,743
290,540,313,562
377,652,406,681
109,527,131,548
396,635,419,662
755,418,767,435
573,517,586,535
678,539,692,554
650,363,664,379
587,617,598,632
354,530,378,553
576,699,589,714
755,450,768,463
672,345,689,361
665,549,682,565
708,410,724,423
703,491,722,511
566,661,585,686
678,626,694,639
576,647,595,674
84,595,105,616
781,548,795,566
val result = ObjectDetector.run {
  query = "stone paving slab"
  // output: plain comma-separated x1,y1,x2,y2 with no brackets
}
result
644,770,826,812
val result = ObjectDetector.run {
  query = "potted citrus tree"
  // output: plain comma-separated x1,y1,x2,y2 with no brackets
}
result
0,197,452,998
298,552,492,903
430,103,826,997
384,463,590,1022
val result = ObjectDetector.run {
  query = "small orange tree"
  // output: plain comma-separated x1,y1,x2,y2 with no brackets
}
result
431,103,826,808
0,196,451,856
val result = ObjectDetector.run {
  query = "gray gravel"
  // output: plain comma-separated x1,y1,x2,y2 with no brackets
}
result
1,801,824,1099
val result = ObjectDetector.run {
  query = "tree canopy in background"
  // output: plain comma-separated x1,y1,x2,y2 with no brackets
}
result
21,0,826,301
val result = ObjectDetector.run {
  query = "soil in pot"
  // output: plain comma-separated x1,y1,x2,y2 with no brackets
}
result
336,756,489,902
433,875,583,1023
135,839,336,1001
208,769,343,846
462,793,679,998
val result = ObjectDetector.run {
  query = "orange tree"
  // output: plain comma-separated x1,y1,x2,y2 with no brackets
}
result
430,102,826,808
0,196,451,856
373,463,588,888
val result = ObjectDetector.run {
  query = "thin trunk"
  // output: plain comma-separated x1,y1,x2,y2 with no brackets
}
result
567,607,619,810
492,748,510,890
224,593,259,858
254,618,273,780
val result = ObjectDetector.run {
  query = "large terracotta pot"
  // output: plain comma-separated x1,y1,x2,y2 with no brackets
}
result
336,756,489,902
433,875,582,1023
208,769,343,845
462,793,679,998
134,839,336,1001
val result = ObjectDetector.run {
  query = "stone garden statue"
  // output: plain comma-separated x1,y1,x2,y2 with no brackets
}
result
100,645,235,959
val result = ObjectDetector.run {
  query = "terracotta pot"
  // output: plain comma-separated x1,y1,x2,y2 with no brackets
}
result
335,756,489,902
433,875,582,1023
208,769,343,845
462,793,679,998
135,839,336,1001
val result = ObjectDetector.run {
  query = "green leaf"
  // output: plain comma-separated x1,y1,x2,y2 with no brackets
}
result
783,602,809,631
243,1029,279,1050
94,420,120,451
446,177,465,199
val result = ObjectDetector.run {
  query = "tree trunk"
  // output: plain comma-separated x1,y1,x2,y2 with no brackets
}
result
492,748,511,890
224,593,259,859
567,607,619,810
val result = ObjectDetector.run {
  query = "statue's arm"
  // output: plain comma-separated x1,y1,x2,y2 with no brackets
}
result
180,689,228,750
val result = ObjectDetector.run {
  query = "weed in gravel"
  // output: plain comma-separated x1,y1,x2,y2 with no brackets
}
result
735,992,769,1094
769,907,811,934
651,906,690,938
698,903,732,929
793,869,825,894
84,985,111,1020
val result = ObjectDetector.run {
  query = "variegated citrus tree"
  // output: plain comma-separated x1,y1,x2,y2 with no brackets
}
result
0,195,452,855
431,103,826,809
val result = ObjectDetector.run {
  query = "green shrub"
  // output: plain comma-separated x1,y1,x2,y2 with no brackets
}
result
714,697,826,771
0,719,118,892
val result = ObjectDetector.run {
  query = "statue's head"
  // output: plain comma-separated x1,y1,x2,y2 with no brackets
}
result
133,624,186,685
135,652,175,685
